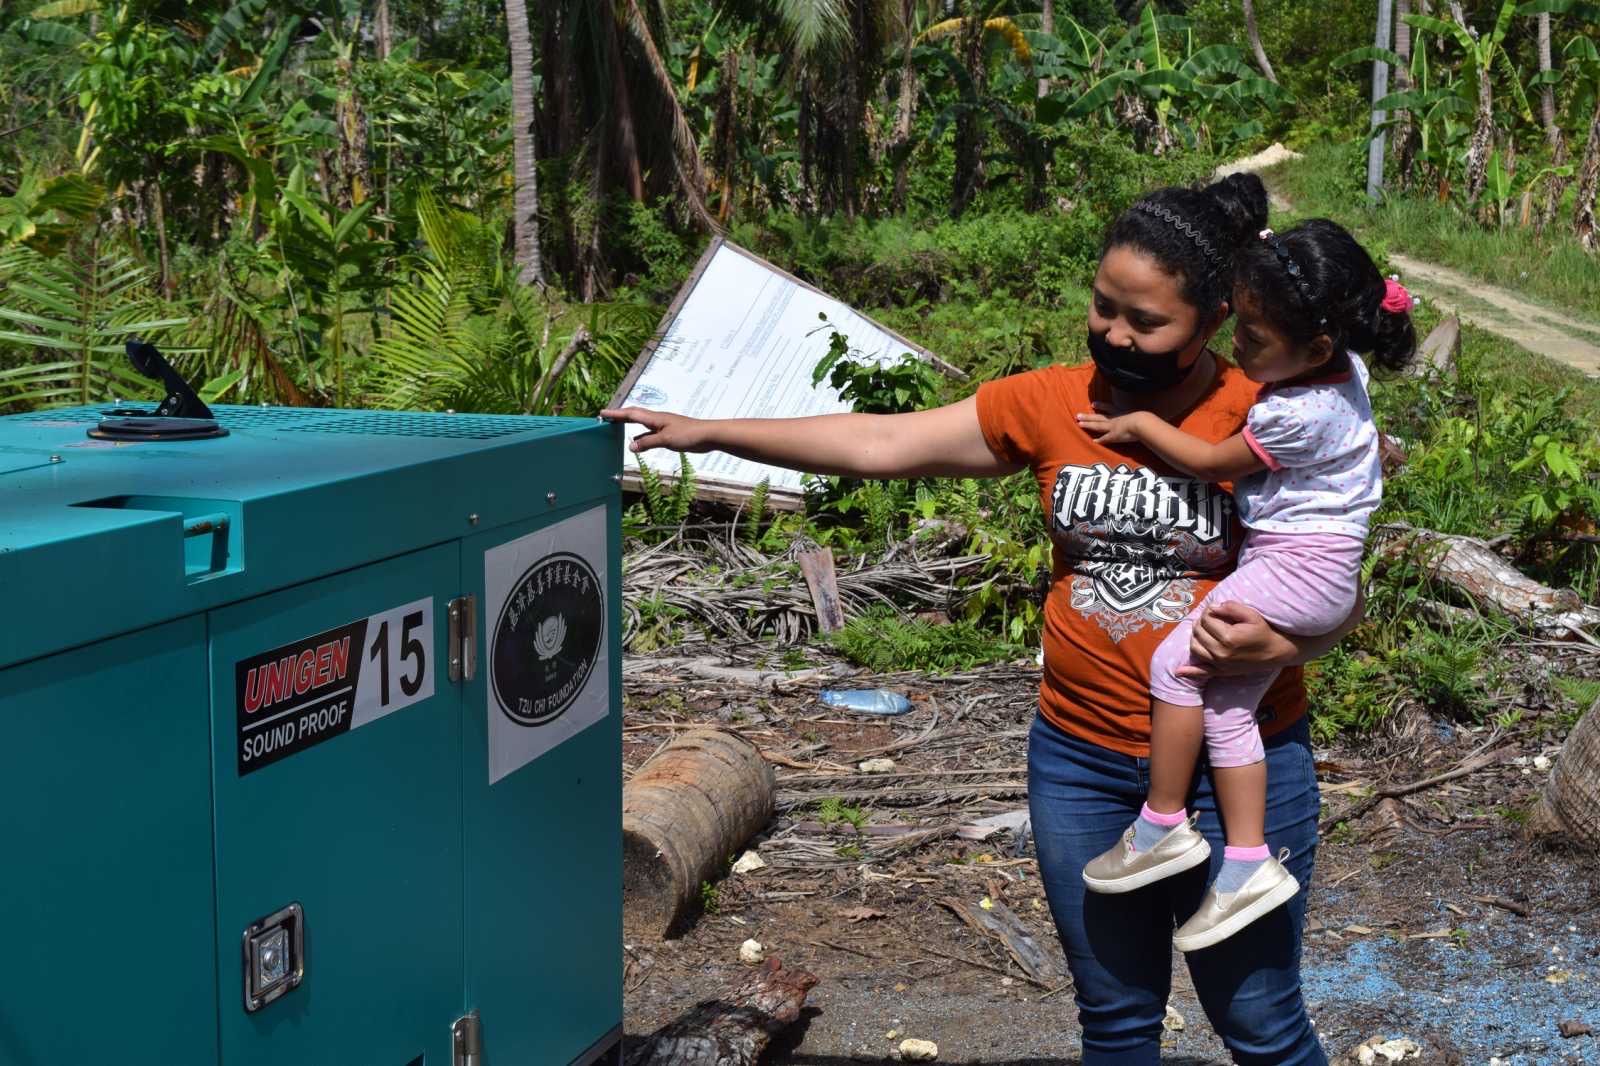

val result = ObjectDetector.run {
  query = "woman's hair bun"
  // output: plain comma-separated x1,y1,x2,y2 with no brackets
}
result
1203,172,1269,251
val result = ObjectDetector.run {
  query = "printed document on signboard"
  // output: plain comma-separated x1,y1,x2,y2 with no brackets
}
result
614,241,924,496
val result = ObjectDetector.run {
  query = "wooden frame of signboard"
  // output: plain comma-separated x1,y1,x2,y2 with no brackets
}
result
607,237,964,511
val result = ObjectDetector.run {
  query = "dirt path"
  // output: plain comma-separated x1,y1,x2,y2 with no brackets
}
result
1387,252,1600,377
1230,148,1600,377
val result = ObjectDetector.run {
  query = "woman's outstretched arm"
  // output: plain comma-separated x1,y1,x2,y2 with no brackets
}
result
600,394,1022,480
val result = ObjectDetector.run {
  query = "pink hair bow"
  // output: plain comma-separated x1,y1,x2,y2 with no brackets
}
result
1381,276,1413,314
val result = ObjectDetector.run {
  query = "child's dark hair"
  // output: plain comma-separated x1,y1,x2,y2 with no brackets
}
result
1102,173,1269,314
1235,218,1417,372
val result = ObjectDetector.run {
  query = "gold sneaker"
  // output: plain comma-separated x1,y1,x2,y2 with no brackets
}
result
1172,849,1300,952
1082,815,1212,894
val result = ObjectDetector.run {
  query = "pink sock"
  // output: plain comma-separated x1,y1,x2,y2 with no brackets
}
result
1140,803,1186,826
1224,844,1271,861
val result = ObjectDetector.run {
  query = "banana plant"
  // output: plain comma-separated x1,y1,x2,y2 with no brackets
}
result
1052,6,1290,152
1403,0,1521,205
1341,33,1472,197
1483,148,1573,225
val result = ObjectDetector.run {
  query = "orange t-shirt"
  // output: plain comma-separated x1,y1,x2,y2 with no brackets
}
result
976,359,1307,757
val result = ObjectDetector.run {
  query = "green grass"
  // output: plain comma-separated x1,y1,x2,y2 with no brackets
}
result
817,797,868,829
824,606,1029,674
1262,141,1600,327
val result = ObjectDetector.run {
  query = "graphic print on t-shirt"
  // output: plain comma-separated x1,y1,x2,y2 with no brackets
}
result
1050,462,1235,642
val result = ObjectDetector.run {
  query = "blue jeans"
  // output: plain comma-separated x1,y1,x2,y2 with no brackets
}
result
1028,712,1327,1066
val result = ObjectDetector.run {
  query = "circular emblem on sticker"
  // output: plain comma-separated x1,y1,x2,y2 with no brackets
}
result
628,384,667,407
492,552,603,726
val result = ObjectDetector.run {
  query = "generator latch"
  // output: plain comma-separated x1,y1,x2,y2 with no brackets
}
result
451,1010,482,1066
89,340,228,442
241,902,304,1012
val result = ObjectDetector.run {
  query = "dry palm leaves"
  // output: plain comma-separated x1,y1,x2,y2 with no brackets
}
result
622,530,995,647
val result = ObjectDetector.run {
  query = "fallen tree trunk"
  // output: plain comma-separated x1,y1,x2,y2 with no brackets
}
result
1373,524,1600,636
1529,694,1600,849
625,958,819,1066
623,729,775,939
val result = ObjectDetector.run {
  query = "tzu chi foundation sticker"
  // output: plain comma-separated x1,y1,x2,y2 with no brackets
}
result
483,506,611,783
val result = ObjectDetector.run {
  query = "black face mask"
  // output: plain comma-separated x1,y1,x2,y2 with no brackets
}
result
1087,322,1206,395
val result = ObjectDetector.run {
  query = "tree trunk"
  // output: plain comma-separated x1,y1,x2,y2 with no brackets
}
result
1537,12,1557,137
1373,525,1600,634
373,0,393,60
950,2,986,217
892,0,918,212
1393,0,1418,190
710,48,740,223
620,0,717,231
1367,0,1394,201
150,182,174,300
1575,95,1600,253
1410,313,1460,377
625,959,819,1066
505,0,545,287
1452,3,1493,206
603,5,646,201
334,51,372,210
1529,695,1600,848
1241,0,1278,84
1038,0,1055,97
622,729,775,940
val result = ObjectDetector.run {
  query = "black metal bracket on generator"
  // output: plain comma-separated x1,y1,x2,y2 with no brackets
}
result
89,340,229,442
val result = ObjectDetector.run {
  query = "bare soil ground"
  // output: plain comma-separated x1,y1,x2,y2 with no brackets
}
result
620,650,1600,1066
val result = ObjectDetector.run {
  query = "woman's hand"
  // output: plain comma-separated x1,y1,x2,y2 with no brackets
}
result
1076,404,1148,445
1176,601,1293,678
599,407,714,454
1177,591,1366,678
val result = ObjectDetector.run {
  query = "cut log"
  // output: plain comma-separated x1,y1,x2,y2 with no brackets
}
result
1529,694,1600,849
625,957,819,1066
1412,314,1460,377
623,729,775,939
1373,524,1600,636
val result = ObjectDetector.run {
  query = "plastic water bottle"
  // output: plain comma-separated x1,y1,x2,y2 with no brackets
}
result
818,689,913,716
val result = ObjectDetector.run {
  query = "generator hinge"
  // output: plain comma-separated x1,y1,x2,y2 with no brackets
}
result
447,594,477,683
451,1009,482,1066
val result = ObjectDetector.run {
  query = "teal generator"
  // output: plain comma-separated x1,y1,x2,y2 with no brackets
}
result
0,367,624,1066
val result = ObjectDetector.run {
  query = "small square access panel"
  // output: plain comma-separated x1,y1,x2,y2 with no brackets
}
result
242,902,304,1012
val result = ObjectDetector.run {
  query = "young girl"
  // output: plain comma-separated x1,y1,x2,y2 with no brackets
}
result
1075,218,1416,951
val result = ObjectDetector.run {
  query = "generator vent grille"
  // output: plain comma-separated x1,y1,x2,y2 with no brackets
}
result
15,406,573,440
217,407,571,439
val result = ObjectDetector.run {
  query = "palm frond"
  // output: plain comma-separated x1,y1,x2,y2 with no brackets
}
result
772,0,851,59
0,241,187,410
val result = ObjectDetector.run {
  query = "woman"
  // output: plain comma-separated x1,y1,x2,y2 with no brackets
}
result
603,173,1346,1065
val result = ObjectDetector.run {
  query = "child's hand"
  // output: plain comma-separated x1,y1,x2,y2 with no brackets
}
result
1076,405,1145,445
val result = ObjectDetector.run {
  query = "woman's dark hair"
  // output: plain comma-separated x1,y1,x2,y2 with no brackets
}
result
1235,218,1417,372
1101,172,1269,314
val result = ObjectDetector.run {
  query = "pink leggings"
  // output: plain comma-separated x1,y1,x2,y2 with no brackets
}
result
1150,531,1365,767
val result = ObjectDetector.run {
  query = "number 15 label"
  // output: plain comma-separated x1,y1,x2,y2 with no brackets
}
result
351,597,435,730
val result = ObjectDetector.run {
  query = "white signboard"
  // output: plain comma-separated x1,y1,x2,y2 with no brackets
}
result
483,506,610,784
613,240,933,499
